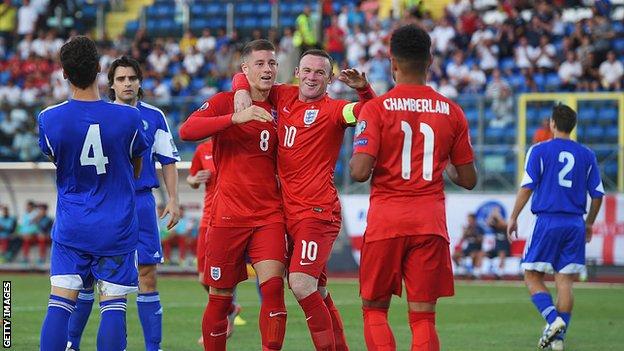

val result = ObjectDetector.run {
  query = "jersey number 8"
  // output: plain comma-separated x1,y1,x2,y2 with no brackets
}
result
259,130,270,151
80,124,109,175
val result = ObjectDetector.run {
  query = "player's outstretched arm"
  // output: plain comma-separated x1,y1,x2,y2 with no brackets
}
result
585,197,603,243
507,187,532,242
446,162,477,190
350,153,375,182
231,72,291,110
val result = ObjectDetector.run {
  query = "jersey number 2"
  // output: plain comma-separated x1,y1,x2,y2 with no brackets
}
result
400,121,434,181
558,151,575,188
80,124,109,175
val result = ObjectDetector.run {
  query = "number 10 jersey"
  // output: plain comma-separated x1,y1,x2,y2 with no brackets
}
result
353,84,474,243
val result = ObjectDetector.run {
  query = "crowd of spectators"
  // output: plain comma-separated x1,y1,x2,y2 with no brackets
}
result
0,0,623,161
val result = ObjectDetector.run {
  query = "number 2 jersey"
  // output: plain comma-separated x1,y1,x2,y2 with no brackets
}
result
522,138,604,215
179,92,284,227
353,84,474,243
38,100,149,255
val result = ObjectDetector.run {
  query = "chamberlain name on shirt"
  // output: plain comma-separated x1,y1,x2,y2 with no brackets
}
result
383,98,450,115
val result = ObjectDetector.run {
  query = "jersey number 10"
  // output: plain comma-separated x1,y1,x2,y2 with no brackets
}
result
80,124,109,175
400,121,434,181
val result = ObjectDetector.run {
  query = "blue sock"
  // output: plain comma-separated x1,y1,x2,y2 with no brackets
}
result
97,298,127,351
40,295,76,351
67,289,95,350
137,291,162,351
556,312,571,340
531,292,559,324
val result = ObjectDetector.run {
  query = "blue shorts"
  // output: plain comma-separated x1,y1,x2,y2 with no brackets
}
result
136,191,163,265
522,214,585,274
50,241,138,296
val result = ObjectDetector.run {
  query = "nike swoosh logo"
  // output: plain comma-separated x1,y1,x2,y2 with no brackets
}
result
306,316,312,321
269,311,287,317
210,331,227,337
299,260,314,266
283,107,291,114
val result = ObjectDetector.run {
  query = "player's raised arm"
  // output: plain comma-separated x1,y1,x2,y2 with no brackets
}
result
335,69,376,126
231,72,293,111
179,94,273,141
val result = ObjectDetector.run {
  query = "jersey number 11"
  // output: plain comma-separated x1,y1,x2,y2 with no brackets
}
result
400,121,434,181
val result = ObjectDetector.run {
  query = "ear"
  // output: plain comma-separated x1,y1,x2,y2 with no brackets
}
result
241,62,249,74
390,57,398,74
97,63,101,73
294,66,300,77
62,69,67,80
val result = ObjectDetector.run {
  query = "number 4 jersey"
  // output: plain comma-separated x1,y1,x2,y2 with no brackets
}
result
180,92,284,227
353,84,474,243
38,100,149,255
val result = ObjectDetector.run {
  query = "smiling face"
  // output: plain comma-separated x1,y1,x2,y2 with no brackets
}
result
111,66,140,105
241,49,277,92
296,54,333,101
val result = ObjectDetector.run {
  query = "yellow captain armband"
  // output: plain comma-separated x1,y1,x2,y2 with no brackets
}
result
342,102,357,125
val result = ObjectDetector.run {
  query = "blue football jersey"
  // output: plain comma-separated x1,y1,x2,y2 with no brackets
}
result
134,102,180,191
38,100,149,255
521,138,604,215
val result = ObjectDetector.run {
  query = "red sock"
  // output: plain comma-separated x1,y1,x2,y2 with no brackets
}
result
0,238,8,253
38,236,47,260
298,292,335,351
22,237,32,259
178,236,187,260
363,307,395,350
324,293,349,350
202,294,233,351
259,277,287,350
163,239,171,261
409,311,439,351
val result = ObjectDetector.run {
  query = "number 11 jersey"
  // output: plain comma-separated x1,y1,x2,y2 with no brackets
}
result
38,100,149,255
353,84,474,243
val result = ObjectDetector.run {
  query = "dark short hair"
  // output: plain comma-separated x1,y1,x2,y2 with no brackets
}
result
59,36,100,89
241,39,275,62
299,49,334,73
551,104,577,133
108,55,144,101
390,24,431,74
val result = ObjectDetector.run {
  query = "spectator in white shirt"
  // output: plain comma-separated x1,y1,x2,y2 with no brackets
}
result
0,80,22,107
44,30,63,58
31,30,47,58
196,29,216,54
430,17,456,55
558,52,583,91
16,0,38,37
446,51,470,90
183,46,204,75
446,0,470,20
534,35,556,71
466,63,486,93
345,25,367,67
17,33,33,59
599,51,623,91
153,77,172,105
514,36,537,71
438,78,459,99
148,45,170,75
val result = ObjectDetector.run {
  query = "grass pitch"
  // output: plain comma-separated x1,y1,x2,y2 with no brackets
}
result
6,274,624,350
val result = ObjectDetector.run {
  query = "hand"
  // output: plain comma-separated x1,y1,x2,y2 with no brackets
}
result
234,90,252,113
338,68,368,89
195,170,211,183
585,223,593,243
232,105,273,124
161,200,181,230
506,217,518,243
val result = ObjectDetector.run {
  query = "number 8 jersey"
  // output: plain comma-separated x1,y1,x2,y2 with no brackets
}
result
181,92,284,227
38,100,149,255
353,84,474,243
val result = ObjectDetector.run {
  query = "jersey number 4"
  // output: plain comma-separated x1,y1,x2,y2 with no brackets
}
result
80,124,109,175
400,121,434,181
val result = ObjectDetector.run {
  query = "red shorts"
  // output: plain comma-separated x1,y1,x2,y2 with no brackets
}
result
287,218,340,286
203,222,287,288
197,226,208,274
359,235,454,302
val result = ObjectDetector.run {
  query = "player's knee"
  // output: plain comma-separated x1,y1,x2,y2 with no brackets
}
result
138,265,157,292
289,274,317,300
209,286,234,296
408,301,436,312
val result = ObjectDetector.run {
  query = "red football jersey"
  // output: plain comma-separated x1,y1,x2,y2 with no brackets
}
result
353,84,474,242
270,85,364,222
181,92,283,227
189,140,217,228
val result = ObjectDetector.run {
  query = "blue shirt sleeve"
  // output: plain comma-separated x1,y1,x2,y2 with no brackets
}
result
37,112,53,159
131,111,149,158
153,113,180,165
521,145,541,189
587,152,605,199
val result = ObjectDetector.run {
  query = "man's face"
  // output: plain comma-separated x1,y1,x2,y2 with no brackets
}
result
242,49,277,92
112,66,140,104
296,54,332,100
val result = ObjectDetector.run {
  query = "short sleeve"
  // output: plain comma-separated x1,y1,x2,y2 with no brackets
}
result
37,112,53,158
153,112,181,164
521,145,541,189
587,152,605,198
333,101,358,127
130,110,149,158
352,102,381,158
450,108,474,166
189,146,203,176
